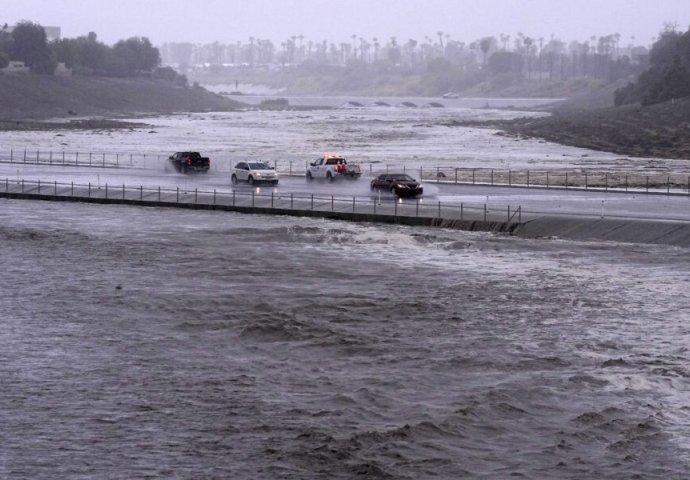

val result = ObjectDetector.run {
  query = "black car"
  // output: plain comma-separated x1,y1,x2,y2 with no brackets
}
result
370,173,423,198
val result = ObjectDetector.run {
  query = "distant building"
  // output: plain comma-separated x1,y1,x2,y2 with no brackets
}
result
54,62,72,76
1,61,30,75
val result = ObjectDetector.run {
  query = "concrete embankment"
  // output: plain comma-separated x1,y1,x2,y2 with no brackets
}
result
4,189,690,247
513,216,690,247
0,190,518,235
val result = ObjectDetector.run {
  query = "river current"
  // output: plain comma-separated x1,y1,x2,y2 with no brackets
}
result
1,198,689,479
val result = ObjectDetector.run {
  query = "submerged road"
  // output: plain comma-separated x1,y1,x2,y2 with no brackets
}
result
2,162,690,223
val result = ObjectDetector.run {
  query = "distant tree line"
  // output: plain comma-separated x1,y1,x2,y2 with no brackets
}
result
161,30,649,88
614,25,690,106
0,21,185,84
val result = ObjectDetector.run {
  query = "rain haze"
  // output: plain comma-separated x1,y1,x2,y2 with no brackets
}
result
3,0,690,479
3,0,689,46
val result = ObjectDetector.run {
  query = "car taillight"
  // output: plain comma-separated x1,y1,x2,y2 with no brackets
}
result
187,159,192,165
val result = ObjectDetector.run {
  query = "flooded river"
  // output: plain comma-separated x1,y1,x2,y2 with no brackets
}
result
1,100,689,479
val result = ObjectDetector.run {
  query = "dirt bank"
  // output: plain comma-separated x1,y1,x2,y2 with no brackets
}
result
448,97,690,160
0,75,245,124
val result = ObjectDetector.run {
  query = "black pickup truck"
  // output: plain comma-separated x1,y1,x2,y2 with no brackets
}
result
168,151,210,173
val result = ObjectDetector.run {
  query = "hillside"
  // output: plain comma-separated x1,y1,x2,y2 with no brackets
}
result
491,97,690,160
0,75,245,122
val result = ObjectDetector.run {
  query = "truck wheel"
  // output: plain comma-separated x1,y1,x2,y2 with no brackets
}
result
306,172,313,182
231,174,238,185
248,176,254,185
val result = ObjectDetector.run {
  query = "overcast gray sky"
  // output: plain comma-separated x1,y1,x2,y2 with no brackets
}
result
3,0,689,47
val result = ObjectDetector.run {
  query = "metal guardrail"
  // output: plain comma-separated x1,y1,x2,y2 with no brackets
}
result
1,177,522,224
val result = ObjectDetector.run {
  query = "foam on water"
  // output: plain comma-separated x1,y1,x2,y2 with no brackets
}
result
1,198,689,479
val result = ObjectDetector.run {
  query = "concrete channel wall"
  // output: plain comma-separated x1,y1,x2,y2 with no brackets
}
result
4,179,690,247
0,179,520,235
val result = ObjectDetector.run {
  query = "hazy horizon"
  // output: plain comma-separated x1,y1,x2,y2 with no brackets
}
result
3,0,689,47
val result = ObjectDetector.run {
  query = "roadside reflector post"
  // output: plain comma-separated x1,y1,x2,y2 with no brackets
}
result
140,185,143,200
252,191,254,207
176,187,179,203
352,196,355,213
416,198,419,216
311,194,314,210
158,186,161,202
491,169,494,185
122,184,125,200
484,203,487,221
331,195,334,211
290,193,293,209
213,189,216,205
105,183,108,199
438,201,441,218
271,191,274,208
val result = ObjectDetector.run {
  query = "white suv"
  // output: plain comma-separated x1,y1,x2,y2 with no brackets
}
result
231,161,279,185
